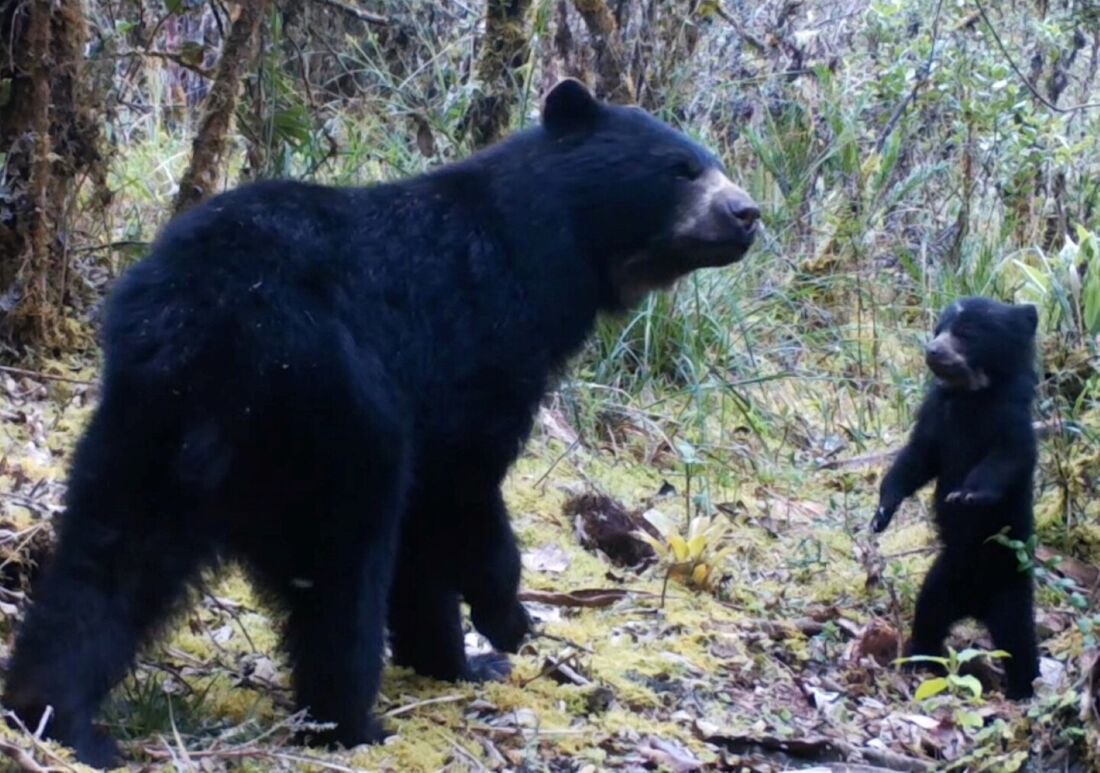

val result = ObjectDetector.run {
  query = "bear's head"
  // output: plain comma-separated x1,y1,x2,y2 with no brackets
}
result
535,79,759,308
925,297,1039,391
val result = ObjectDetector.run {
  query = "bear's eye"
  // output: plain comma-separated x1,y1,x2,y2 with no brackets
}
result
672,157,703,180
951,325,974,343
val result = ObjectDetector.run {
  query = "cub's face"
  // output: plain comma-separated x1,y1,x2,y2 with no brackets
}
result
926,297,1039,390
539,79,759,307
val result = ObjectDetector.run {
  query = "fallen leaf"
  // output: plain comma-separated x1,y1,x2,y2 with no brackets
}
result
517,588,654,608
522,544,572,574
1036,545,1099,588
414,116,436,158
1037,656,1066,692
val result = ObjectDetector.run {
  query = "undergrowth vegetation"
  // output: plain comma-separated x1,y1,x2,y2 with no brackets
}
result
2,0,1100,770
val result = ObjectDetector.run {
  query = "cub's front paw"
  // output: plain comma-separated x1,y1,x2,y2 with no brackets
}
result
870,502,897,533
945,488,997,506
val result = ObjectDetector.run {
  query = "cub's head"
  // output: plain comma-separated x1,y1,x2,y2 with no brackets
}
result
536,79,759,307
925,297,1039,391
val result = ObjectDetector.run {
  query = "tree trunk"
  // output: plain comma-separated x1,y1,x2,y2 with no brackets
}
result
0,0,101,353
571,0,635,104
174,0,271,216
464,0,535,149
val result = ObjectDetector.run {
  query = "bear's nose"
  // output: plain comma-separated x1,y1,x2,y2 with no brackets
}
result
727,197,760,231
925,337,948,359
924,336,955,368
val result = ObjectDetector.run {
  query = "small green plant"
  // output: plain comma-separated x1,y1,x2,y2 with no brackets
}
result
987,528,1089,613
103,671,218,741
896,646,1011,729
901,647,1004,701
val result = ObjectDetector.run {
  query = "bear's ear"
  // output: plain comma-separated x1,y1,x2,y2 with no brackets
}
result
542,78,600,134
1016,303,1039,334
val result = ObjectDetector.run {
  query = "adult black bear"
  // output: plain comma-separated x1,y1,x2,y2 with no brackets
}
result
871,296,1040,699
2,79,759,767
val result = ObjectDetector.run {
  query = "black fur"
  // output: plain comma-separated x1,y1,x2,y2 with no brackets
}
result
872,296,1040,699
2,79,757,767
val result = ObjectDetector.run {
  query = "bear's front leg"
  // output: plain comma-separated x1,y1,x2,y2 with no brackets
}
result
457,486,531,654
388,487,529,682
387,512,515,683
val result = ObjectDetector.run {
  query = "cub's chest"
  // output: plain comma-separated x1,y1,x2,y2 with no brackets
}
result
936,396,997,467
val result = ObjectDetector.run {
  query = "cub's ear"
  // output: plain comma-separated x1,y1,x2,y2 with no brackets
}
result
1016,303,1039,334
542,78,600,134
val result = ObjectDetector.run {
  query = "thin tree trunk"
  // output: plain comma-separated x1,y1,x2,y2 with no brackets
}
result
571,0,635,103
465,0,535,149
1,0,107,353
48,0,110,309
174,0,271,216
0,1,57,349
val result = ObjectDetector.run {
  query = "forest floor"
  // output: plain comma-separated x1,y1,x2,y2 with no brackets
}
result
0,340,1096,773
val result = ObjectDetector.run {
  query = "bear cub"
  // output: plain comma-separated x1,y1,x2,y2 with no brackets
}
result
872,296,1040,699
2,78,759,768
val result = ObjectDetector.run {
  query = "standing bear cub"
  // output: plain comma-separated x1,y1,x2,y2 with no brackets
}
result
2,79,759,767
872,296,1040,699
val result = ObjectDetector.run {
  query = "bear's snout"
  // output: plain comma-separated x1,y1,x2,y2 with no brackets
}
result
671,170,760,267
722,189,761,236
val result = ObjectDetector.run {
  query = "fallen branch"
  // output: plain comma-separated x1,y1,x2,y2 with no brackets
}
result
532,630,595,653
384,694,466,718
142,746,361,771
0,740,52,773
705,733,933,772
0,365,95,386
517,646,594,690
3,712,79,772
469,724,588,737
849,744,935,773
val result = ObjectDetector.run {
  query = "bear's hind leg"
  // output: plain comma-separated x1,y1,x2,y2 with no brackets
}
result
241,348,411,750
249,451,407,747
907,553,966,667
3,407,210,767
984,583,1039,700
279,520,403,749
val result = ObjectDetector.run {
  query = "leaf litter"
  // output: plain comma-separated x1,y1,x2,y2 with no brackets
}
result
0,349,1097,771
